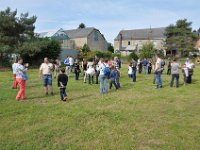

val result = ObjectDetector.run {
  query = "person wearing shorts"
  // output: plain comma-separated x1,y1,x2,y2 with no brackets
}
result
39,57,54,96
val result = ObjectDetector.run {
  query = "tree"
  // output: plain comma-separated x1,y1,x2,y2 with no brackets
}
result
107,43,114,53
0,7,37,66
19,37,61,65
165,19,198,57
81,44,90,53
139,42,155,59
78,23,86,29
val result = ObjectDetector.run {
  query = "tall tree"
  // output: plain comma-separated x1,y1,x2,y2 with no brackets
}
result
78,23,86,29
0,7,36,65
165,19,198,57
107,43,114,53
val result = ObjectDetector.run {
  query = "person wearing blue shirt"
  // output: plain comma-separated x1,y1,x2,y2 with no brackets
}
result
109,66,118,90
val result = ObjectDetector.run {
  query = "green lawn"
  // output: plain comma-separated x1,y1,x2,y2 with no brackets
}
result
0,65,200,150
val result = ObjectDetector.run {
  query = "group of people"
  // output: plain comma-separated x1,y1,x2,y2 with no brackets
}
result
11,54,195,102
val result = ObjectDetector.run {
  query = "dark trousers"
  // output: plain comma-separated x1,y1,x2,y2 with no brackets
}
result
96,71,99,84
75,72,79,80
132,69,136,82
109,78,118,89
170,74,179,87
60,88,67,100
148,67,152,74
167,68,171,75
88,74,94,84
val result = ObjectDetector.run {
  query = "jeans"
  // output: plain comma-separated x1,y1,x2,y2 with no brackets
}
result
109,78,118,89
167,68,171,75
143,66,148,75
132,69,136,82
155,72,162,88
83,71,87,83
88,74,94,84
96,71,100,84
43,75,52,86
16,78,26,100
170,74,179,87
100,75,108,94
60,88,67,100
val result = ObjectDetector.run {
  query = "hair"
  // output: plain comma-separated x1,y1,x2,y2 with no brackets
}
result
156,53,161,58
173,58,177,61
111,65,115,70
104,59,108,63
17,57,23,62
61,68,65,73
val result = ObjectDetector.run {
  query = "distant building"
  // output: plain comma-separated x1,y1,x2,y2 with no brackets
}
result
114,27,166,55
38,27,108,60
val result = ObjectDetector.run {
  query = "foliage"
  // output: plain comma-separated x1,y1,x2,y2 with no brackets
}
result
107,43,114,53
19,38,61,65
139,42,155,59
165,19,198,57
128,52,139,61
0,7,37,66
78,23,86,29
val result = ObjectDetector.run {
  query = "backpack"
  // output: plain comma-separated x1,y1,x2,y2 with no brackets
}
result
103,64,110,78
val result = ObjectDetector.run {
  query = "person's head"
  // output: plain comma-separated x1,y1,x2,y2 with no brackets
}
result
129,63,132,66
173,58,177,62
111,66,115,70
18,57,23,64
44,57,49,63
61,68,65,74
155,53,160,59
104,59,108,63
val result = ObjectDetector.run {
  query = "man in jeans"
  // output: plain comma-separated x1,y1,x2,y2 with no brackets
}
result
99,59,109,94
170,58,180,88
39,57,54,96
132,59,137,82
143,58,148,75
155,54,163,89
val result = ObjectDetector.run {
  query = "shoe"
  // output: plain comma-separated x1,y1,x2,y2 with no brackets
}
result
16,98,20,101
63,96,68,101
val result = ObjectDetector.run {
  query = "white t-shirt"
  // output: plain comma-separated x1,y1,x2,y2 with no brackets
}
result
12,63,18,74
39,63,53,75
128,66,133,75
87,66,95,75
99,63,107,75
155,58,162,70
69,57,74,66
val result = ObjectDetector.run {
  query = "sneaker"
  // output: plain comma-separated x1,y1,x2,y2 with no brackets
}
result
63,96,68,101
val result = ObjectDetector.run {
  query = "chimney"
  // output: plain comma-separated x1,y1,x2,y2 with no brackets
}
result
119,33,122,51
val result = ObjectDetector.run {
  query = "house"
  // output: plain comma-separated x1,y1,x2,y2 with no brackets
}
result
38,27,108,60
114,27,166,55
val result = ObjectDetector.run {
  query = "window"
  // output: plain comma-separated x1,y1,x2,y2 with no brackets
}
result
128,41,131,45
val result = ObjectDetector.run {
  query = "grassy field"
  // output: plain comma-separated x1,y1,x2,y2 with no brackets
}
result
0,65,200,150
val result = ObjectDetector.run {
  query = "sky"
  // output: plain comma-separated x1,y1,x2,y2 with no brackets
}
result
0,0,199,43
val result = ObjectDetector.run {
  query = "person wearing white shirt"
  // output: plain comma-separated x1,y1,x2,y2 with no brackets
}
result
87,65,95,84
39,57,54,96
69,56,74,73
154,54,163,89
12,58,18,89
99,59,109,94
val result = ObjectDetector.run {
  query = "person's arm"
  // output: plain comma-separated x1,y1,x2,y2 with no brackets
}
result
39,64,42,79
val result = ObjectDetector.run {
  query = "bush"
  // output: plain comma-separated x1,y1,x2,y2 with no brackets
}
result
128,52,139,61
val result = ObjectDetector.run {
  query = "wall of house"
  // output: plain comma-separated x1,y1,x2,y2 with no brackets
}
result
114,39,165,51
87,30,108,51
72,38,88,49
61,40,75,49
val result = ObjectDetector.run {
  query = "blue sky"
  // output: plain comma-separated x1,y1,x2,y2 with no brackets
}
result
0,0,199,43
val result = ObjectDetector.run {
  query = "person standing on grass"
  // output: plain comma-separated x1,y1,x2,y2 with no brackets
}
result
58,68,68,101
82,59,88,83
15,57,28,101
148,61,152,74
132,59,137,82
94,62,100,84
74,60,80,80
12,58,18,89
143,58,148,75
39,57,54,96
109,66,118,90
64,56,70,75
87,64,95,84
115,66,121,88
69,56,74,73
167,59,171,75
99,59,109,94
170,58,181,88
154,54,163,89
53,59,61,79
128,63,133,78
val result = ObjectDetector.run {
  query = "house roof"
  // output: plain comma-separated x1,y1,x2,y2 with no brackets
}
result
115,27,166,41
64,27,95,39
